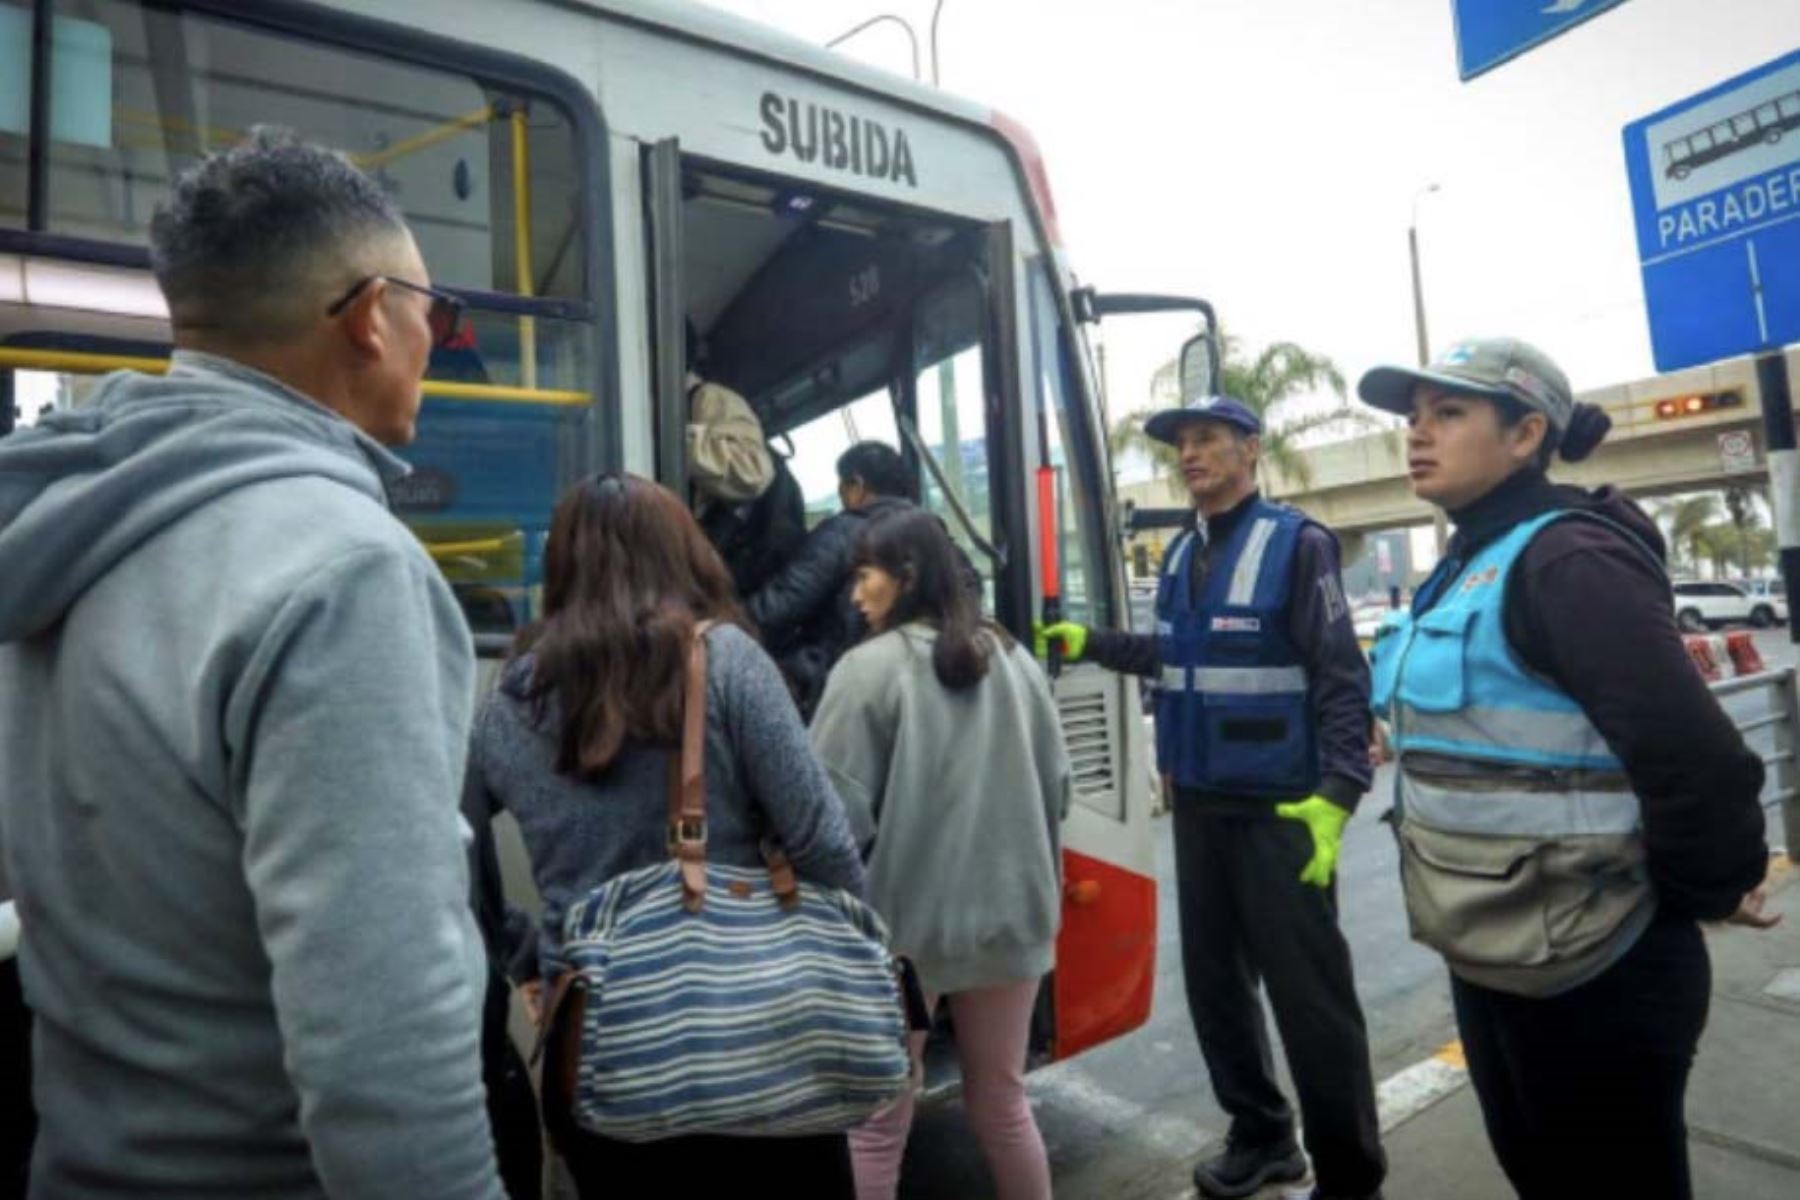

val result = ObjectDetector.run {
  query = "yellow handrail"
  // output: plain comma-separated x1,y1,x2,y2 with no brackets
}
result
423,535,516,558
0,347,590,406
354,105,497,171
510,106,539,391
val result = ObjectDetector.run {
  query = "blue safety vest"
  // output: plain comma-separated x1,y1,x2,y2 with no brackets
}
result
1154,498,1317,796
1369,508,1657,996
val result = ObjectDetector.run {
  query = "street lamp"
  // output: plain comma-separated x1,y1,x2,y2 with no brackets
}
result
1408,183,1441,368
1409,183,1448,554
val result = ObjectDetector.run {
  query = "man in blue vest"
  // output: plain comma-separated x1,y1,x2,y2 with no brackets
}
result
1040,396,1385,1200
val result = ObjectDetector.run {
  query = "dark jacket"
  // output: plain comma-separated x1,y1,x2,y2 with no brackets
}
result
749,495,915,713
1433,469,1768,921
1086,491,1372,813
702,452,808,599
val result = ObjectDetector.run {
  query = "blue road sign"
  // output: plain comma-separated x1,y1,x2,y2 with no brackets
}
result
1453,0,1629,82
1624,49,1800,372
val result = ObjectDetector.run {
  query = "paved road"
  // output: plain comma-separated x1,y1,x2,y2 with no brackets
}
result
899,631,1797,1199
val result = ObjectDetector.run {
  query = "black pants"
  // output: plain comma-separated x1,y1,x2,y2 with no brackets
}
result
479,968,542,1200
1451,914,1710,1200
1,959,34,1200
541,1021,855,1199
547,1111,854,1198
1173,803,1386,1197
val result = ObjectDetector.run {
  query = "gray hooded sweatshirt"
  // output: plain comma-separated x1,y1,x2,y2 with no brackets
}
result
0,353,501,1199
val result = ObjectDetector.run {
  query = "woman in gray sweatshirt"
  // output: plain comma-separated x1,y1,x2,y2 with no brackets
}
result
810,509,1071,1200
462,473,865,1198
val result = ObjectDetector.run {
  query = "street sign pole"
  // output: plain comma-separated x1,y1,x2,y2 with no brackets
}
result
1759,352,1800,642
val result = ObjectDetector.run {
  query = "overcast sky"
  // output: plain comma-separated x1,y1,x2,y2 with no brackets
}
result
705,0,1800,441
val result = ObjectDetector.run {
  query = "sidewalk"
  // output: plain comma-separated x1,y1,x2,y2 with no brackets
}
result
1380,857,1800,1199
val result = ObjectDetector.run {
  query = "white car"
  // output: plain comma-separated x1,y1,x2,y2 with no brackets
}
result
1743,578,1789,627
1671,580,1784,632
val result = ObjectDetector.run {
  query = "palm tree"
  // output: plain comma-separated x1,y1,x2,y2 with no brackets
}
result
1722,485,1765,576
1108,334,1377,491
1650,494,1722,575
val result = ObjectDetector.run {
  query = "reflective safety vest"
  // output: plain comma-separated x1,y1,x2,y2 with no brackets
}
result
1154,498,1317,796
1369,509,1657,997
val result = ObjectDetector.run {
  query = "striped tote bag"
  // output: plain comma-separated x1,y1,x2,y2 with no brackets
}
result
540,629,912,1142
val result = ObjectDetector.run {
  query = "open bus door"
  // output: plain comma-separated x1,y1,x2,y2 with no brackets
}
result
645,136,688,493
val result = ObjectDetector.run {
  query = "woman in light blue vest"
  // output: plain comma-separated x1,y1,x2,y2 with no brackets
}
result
1357,337,1777,1200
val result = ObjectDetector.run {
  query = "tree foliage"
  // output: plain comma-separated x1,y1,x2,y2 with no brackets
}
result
1108,334,1378,491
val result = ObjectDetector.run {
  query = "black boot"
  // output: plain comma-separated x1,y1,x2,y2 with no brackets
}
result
1192,1138,1309,1199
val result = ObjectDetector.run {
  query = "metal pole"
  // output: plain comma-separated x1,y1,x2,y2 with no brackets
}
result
938,359,964,500
1408,225,1430,369
1410,216,1450,555
510,106,538,391
27,0,52,232
1758,351,1799,643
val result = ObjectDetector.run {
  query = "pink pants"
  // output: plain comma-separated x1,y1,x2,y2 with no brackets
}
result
848,978,1051,1200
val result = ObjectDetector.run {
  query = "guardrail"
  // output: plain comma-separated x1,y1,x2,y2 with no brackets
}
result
1712,667,1800,854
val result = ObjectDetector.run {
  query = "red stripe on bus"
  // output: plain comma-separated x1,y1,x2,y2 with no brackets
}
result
1053,848,1156,1060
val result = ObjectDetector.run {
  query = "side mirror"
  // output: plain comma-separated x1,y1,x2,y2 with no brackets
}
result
1179,331,1220,404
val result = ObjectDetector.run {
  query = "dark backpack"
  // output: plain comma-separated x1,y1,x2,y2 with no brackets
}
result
702,451,808,599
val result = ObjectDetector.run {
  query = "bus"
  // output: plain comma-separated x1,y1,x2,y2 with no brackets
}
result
0,0,1210,1071
1662,87,1800,179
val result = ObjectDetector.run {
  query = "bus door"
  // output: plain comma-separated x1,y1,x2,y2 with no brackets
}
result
905,248,1028,633
643,136,689,490
1019,255,1161,1061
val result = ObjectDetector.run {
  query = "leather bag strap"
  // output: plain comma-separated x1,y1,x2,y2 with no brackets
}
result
669,621,715,912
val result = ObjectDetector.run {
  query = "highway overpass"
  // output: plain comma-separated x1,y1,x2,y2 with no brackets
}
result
1260,347,1800,535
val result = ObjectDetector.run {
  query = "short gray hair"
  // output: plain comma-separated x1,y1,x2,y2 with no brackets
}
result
149,127,409,345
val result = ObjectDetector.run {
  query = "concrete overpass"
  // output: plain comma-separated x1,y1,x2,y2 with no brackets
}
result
1258,346,1800,535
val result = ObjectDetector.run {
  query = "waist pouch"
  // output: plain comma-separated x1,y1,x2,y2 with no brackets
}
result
1391,815,1655,998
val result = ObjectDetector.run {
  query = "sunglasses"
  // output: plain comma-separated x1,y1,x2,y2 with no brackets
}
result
326,275,466,349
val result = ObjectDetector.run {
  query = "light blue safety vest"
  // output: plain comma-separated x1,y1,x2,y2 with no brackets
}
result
1369,508,1658,996
1155,498,1317,796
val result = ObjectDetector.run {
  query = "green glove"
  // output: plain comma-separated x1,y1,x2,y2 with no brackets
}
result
1274,795,1350,888
1033,620,1089,662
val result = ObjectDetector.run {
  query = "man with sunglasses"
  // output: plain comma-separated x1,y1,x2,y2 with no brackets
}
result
0,129,504,1198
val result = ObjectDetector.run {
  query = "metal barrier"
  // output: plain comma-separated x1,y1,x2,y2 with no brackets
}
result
1711,667,1800,854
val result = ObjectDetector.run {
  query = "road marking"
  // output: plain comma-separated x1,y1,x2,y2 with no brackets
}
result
1156,1040,1471,1199
1026,1059,1214,1157
1376,1040,1469,1133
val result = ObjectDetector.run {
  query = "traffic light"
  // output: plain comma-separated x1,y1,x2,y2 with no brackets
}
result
1653,389,1745,420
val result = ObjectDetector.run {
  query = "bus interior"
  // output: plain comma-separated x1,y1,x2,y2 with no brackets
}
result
676,158,1009,615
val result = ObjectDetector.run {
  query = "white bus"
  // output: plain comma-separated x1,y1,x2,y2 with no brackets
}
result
0,0,1215,1067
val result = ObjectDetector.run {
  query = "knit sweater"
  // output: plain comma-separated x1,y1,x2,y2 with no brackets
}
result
463,623,866,974
810,624,1071,995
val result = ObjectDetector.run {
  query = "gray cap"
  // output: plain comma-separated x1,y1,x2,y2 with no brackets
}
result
1358,337,1573,431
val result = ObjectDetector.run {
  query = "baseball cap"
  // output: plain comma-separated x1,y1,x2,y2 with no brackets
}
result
1143,395,1263,445
1358,337,1573,432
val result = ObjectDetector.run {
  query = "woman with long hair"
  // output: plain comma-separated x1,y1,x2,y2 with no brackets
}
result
810,509,1070,1200
1359,338,1776,1199
461,473,865,1196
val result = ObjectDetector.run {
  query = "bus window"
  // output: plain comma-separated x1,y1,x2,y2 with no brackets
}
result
913,276,995,608
2,0,607,635
0,369,65,436
782,388,899,528
13,0,585,304
1029,263,1113,629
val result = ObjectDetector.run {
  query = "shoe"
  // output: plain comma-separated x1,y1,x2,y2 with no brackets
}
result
1191,1139,1309,1199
